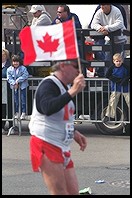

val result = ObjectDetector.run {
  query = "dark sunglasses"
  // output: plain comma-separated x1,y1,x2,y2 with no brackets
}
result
57,11,65,14
70,64,79,69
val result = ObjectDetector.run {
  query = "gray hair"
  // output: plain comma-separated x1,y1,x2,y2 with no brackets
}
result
51,60,74,72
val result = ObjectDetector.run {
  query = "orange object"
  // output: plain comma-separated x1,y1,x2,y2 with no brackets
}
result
85,41,94,61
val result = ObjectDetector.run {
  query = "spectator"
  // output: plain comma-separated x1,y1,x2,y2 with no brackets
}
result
90,4,127,77
2,49,12,134
29,5,52,26
102,53,130,122
7,55,29,120
29,59,87,195
88,4,127,29
52,4,83,59
88,4,127,66
52,4,82,28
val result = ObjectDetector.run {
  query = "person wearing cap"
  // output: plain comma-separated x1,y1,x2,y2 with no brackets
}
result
29,59,87,195
29,5,52,26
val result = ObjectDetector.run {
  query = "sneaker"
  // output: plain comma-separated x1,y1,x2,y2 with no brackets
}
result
20,113,26,120
79,187,92,195
14,112,19,119
102,116,108,122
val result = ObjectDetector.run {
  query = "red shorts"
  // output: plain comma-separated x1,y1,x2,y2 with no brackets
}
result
30,135,74,172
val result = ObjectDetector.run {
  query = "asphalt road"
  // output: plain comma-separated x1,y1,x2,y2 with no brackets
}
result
2,122,130,195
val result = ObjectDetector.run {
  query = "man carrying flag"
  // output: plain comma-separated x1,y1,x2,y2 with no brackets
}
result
20,19,88,195
28,59,87,195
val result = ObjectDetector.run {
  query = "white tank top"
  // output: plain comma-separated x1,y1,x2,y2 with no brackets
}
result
29,75,75,152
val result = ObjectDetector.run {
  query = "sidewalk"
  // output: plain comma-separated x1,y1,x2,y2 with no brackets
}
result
2,123,130,195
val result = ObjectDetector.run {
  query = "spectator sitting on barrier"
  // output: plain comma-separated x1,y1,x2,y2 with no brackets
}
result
90,4,127,77
88,4,127,30
102,53,130,123
7,55,29,120
2,49,12,134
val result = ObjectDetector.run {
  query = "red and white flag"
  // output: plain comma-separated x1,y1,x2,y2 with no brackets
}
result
19,20,79,66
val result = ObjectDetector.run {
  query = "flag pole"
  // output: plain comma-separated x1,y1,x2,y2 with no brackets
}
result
72,17,82,73
77,57,82,74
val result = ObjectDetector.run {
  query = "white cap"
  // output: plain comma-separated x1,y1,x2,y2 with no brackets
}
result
29,5,43,13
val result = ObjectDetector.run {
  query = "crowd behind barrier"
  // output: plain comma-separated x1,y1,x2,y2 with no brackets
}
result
2,28,130,136
2,77,130,136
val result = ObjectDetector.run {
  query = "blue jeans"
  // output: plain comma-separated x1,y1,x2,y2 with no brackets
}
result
14,88,27,113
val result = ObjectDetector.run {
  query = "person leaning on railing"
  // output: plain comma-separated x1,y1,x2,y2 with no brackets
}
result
102,53,130,123
29,5,52,26
7,54,29,120
90,4,127,77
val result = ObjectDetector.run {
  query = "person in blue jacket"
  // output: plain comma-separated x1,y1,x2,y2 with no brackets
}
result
102,53,130,122
7,55,29,120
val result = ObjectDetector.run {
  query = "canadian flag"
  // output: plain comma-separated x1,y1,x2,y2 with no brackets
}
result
19,20,79,66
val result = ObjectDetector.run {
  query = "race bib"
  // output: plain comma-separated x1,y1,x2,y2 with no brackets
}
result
63,123,74,144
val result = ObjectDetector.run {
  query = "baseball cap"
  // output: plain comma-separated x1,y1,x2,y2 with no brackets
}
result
53,58,89,67
68,58,90,66
29,5,43,13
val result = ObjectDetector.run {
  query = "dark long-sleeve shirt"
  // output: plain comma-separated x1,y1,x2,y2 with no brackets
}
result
105,64,130,93
35,78,73,116
52,12,82,29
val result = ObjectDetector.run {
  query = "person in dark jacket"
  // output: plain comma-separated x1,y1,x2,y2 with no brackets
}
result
52,4,82,28
52,4,83,59
102,53,130,122
2,49,12,134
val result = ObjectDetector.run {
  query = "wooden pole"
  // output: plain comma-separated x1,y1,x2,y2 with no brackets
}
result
72,17,82,73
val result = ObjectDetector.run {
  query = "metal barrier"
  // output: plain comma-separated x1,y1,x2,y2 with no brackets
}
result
2,77,130,136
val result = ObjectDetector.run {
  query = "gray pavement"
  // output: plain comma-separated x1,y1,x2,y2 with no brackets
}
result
2,122,130,195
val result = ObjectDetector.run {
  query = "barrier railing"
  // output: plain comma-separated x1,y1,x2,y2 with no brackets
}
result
2,77,130,136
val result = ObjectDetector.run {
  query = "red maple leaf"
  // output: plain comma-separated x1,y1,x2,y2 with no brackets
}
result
69,107,74,116
36,33,59,56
